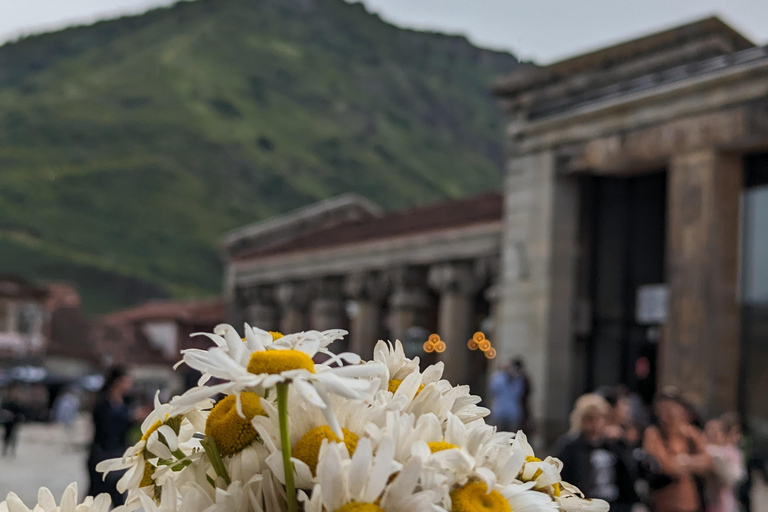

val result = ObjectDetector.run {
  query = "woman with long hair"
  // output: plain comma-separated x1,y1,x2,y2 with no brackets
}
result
643,389,712,512
86,366,136,506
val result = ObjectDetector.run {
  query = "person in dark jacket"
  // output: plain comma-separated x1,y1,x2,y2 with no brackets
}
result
554,393,638,512
87,366,139,506
1,385,25,458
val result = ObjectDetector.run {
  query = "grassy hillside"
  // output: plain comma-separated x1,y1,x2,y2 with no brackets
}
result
0,0,516,313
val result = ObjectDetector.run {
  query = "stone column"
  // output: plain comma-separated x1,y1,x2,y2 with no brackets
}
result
243,286,279,331
387,267,431,344
309,278,347,332
429,262,479,385
275,282,310,334
344,272,388,359
483,283,501,370
498,150,580,446
663,150,742,417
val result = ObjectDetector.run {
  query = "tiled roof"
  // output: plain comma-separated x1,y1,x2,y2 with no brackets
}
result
103,298,226,325
232,191,503,261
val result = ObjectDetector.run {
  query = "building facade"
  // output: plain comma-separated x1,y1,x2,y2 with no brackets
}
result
0,275,48,363
225,17,768,445
494,17,768,442
223,193,503,397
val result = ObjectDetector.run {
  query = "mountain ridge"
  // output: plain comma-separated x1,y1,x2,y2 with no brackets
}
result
0,0,517,313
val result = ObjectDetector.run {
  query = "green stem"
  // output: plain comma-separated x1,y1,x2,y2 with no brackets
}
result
201,437,231,487
277,382,298,512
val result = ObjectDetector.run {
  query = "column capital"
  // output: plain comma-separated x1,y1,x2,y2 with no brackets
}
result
344,271,389,302
307,276,344,299
386,266,427,289
428,261,483,295
239,285,275,305
386,266,430,310
275,282,310,309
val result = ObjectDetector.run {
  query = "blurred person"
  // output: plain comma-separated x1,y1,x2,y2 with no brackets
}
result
87,366,147,506
515,358,533,432
1,384,25,458
703,416,745,512
52,385,81,448
554,393,639,512
488,358,528,432
597,385,641,446
643,389,712,512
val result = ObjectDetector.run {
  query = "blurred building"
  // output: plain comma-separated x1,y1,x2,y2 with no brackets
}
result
0,275,49,364
494,16,768,442
223,193,502,397
225,17,768,445
91,298,226,397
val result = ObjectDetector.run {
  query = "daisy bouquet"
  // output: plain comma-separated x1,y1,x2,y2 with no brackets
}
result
2,325,609,512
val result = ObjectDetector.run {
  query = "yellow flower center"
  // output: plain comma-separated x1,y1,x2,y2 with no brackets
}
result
140,461,156,488
293,425,358,474
553,483,561,497
269,331,284,340
335,504,385,512
204,392,266,456
387,379,425,395
523,455,545,480
451,481,512,512
141,420,163,442
247,349,315,375
451,481,510,512
428,441,459,453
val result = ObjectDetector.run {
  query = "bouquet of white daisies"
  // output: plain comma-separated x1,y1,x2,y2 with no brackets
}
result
1,325,609,512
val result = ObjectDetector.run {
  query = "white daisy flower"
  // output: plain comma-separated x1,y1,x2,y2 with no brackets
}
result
1,483,110,512
172,324,385,437
302,437,436,512
97,392,208,495
555,483,610,512
412,414,516,489
115,479,206,512
255,388,385,489
511,432,562,494
372,340,490,425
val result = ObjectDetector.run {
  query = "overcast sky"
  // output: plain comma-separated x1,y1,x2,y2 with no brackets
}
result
1,0,767,63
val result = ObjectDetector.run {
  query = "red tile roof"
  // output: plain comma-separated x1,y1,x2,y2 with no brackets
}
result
103,298,226,325
232,192,503,261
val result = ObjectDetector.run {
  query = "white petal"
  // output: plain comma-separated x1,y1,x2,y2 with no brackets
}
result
347,438,373,500
318,443,346,512
294,379,326,409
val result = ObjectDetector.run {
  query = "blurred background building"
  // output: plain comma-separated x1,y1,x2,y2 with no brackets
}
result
225,17,768,446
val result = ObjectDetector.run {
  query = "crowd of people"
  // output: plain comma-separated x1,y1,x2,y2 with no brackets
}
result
2,359,765,511
490,360,766,512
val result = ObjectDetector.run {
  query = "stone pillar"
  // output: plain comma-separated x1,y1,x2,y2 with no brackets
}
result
309,278,347,332
243,286,279,331
498,150,580,446
387,267,431,343
663,150,742,417
275,282,309,334
483,283,501,371
344,272,388,359
429,262,479,385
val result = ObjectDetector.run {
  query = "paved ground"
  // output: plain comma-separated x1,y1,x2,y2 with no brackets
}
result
0,416,90,505
1,418,767,509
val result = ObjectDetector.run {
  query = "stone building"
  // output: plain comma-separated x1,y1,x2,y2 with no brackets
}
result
493,16,768,442
0,275,48,362
90,298,226,396
225,17,768,445
223,193,503,396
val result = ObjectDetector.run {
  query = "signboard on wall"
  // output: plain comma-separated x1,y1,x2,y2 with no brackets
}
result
636,284,669,324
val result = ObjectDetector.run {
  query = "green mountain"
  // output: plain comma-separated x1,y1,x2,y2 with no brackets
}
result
0,0,517,313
